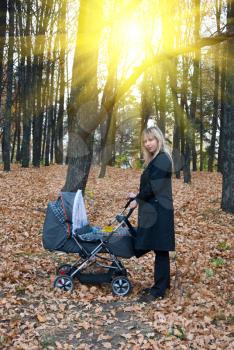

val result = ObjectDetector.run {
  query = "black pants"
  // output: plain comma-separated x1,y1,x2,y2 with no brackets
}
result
135,249,170,297
150,251,170,297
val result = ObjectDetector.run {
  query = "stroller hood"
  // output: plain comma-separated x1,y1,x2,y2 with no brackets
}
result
42,192,76,250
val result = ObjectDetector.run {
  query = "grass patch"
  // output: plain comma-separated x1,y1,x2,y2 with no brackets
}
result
210,257,225,268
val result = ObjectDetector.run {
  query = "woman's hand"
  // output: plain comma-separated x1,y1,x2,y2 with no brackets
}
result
129,200,138,209
128,192,136,199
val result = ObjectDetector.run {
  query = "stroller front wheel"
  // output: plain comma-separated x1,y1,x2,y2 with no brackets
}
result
53,275,74,292
111,276,131,296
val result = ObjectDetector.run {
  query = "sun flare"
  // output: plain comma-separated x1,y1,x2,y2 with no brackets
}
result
115,16,162,71
122,20,144,45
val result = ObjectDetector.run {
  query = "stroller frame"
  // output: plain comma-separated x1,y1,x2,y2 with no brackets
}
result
53,199,136,296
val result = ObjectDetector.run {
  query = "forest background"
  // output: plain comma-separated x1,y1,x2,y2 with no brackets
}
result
0,0,234,212
0,0,234,349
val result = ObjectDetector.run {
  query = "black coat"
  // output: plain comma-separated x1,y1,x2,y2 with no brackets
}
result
135,151,175,251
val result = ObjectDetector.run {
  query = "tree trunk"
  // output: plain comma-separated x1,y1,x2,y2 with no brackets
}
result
208,2,222,172
0,0,7,108
3,0,14,171
21,0,32,168
55,0,67,164
51,71,59,164
221,0,234,213
183,140,191,183
108,112,116,165
140,73,152,133
208,48,220,171
63,0,104,192
45,107,52,166
11,96,21,163
199,62,204,171
158,68,166,135
181,56,189,180
55,73,65,164
44,30,55,166
98,13,120,178
32,0,53,167
99,115,112,178
218,43,226,173
184,0,200,180
169,58,182,178
16,107,21,162
180,55,189,163
99,102,115,178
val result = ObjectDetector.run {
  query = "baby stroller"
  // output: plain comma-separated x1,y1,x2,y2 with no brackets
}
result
42,192,136,296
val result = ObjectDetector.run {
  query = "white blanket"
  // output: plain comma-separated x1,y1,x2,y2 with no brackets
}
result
72,189,88,234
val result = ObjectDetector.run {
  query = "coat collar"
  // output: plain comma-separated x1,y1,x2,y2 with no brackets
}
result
149,150,164,165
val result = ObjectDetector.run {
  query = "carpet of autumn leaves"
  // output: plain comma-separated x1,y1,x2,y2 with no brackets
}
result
0,164,233,350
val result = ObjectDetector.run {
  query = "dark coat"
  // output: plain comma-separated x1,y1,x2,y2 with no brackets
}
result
135,151,175,251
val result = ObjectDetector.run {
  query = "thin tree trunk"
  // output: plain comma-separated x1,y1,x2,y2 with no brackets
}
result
3,0,14,171
99,13,120,178
21,0,32,168
107,111,117,165
11,94,21,163
0,0,7,108
140,72,152,134
158,68,166,135
199,62,204,171
208,48,220,171
169,58,182,178
32,0,53,167
45,107,52,166
218,43,226,173
180,55,189,160
44,28,55,166
15,0,25,163
181,56,189,181
42,110,47,162
208,2,222,171
55,0,67,164
184,0,200,181
99,114,113,178
51,71,60,164
55,73,64,164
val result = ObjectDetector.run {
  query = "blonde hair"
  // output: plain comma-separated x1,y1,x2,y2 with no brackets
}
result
141,126,172,166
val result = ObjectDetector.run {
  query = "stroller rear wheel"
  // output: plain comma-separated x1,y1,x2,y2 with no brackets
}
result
111,276,131,296
54,275,74,292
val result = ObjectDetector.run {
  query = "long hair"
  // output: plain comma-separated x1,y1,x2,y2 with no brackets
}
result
141,126,172,166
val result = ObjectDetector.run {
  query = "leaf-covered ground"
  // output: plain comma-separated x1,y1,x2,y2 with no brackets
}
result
0,164,233,350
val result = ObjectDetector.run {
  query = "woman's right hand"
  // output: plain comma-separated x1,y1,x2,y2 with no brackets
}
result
128,192,136,199
129,200,138,209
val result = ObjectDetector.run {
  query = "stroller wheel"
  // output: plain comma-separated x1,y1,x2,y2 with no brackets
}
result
111,276,131,296
53,275,74,292
57,264,72,276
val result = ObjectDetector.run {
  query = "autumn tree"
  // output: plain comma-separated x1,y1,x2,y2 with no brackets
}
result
62,0,104,191
221,0,234,213
2,0,14,171
0,0,7,110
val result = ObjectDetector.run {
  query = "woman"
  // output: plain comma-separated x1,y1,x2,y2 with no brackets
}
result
128,126,175,302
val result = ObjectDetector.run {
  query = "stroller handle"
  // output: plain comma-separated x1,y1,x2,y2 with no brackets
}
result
124,197,136,209
126,207,134,219
108,197,136,227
